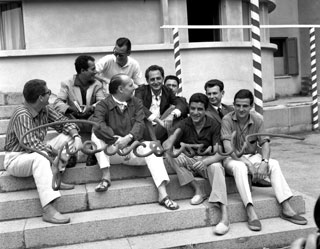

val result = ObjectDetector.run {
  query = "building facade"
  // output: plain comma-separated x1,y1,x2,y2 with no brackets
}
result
0,0,318,104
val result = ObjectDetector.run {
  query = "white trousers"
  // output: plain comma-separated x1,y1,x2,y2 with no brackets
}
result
4,133,74,207
91,133,170,188
223,154,293,207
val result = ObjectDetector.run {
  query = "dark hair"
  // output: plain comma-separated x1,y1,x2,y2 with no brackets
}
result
109,74,127,94
23,79,47,103
145,65,165,81
189,93,209,110
234,89,254,105
204,79,224,92
116,37,131,53
75,55,95,74
164,75,180,86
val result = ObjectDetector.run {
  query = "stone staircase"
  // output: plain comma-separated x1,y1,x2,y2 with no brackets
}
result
0,95,317,249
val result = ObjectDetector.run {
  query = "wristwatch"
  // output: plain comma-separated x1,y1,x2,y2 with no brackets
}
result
72,134,81,139
262,158,269,163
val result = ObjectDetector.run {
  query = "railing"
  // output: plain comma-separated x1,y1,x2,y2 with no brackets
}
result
19,120,305,190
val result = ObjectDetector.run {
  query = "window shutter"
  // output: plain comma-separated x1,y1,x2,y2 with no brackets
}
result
285,37,299,75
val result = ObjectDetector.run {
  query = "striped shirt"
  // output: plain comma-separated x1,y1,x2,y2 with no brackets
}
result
4,103,78,153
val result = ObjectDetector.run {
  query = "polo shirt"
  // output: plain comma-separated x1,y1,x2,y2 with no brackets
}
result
96,54,143,86
175,116,221,153
221,111,270,155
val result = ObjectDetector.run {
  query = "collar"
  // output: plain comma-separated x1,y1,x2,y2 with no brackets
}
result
151,89,162,99
112,95,128,107
112,55,130,68
24,102,43,118
231,111,254,125
185,116,212,129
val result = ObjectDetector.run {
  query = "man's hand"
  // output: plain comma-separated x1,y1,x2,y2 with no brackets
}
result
256,161,269,180
57,153,69,171
163,114,174,130
76,106,94,119
155,118,165,128
114,135,131,149
192,160,207,172
70,136,83,152
243,159,258,182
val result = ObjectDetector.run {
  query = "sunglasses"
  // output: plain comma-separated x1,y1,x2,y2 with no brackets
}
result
42,89,51,96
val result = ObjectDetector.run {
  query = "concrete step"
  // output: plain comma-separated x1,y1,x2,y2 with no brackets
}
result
48,214,316,249
0,175,244,221
0,162,181,192
0,119,9,134
0,190,309,249
0,105,18,119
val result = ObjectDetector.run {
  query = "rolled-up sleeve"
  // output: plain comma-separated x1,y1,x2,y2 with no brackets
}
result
220,117,233,141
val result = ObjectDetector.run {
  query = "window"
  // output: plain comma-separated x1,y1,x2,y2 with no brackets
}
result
271,37,299,76
186,0,221,42
0,1,25,50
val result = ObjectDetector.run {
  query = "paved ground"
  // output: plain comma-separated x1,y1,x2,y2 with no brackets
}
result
270,130,320,200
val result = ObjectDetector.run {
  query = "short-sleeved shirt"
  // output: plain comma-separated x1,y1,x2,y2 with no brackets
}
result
220,111,270,155
175,116,221,154
95,54,143,86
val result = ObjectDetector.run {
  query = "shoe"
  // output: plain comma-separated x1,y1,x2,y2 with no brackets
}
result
252,179,272,187
66,155,77,168
86,154,97,166
159,196,179,210
214,222,230,235
95,179,111,192
280,213,308,225
190,194,207,205
60,182,74,190
248,219,262,231
42,205,70,224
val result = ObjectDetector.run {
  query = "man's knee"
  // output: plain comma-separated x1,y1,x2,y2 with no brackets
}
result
232,162,248,175
207,162,224,173
269,158,280,171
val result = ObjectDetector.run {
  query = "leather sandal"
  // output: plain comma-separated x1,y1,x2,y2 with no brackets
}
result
95,179,111,192
159,196,179,210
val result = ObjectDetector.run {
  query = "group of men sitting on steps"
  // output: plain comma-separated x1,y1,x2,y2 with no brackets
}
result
4,37,308,236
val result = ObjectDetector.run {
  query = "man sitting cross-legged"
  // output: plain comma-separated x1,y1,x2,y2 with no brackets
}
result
4,79,83,224
90,73,179,210
221,89,307,232
163,93,229,235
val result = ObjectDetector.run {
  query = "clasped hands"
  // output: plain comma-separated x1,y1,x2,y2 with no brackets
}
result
68,106,94,119
244,159,269,183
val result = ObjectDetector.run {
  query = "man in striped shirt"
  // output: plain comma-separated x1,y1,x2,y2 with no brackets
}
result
4,79,82,224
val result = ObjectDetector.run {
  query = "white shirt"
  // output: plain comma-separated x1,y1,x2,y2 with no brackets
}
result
96,54,144,89
148,91,162,124
112,95,127,112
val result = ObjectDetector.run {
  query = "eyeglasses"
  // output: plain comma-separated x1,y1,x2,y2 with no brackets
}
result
113,48,127,58
42,89,51,96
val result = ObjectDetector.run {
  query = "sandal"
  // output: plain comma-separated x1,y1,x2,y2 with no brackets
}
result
95,179,111,192
159,196,179,210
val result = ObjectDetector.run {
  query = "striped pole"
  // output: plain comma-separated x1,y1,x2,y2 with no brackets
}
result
172,28,182,95
309,27,319,130
250,0,263,115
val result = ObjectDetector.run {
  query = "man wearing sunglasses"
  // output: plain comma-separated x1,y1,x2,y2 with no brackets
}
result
95,37,144,93
54,55,105,167
4,79,83,224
